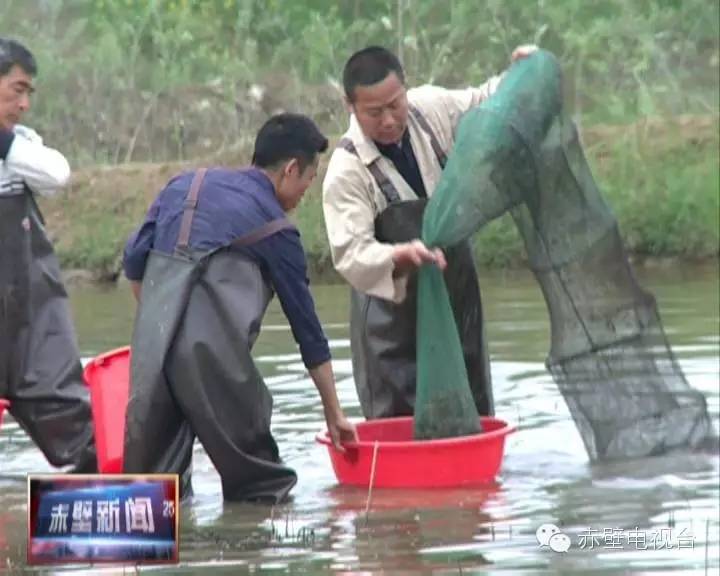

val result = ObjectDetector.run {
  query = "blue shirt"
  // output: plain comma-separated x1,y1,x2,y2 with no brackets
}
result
123,167,331,369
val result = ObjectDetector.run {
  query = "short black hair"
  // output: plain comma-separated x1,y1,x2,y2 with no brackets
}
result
0,38,37,77
252,113,328,172
343,46,405,103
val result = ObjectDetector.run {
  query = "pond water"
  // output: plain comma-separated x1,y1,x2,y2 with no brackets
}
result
1,262,718,574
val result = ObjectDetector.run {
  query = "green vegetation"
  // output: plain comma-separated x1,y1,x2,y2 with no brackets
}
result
2,0,717,164
1,0,717,279
473,116,720,267
40,116,718,280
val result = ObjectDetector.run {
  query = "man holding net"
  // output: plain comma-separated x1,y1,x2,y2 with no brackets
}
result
322,45,536,422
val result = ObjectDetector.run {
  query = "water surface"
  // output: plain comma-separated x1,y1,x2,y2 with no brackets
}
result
1,262,718,574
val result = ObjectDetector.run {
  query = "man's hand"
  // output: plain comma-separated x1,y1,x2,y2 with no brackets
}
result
511,44,539,62
392,240,447,276
309,360,359,451
324,409,359,452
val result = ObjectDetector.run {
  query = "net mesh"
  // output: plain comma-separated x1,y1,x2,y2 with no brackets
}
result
414,50,715,457
414,262,481,440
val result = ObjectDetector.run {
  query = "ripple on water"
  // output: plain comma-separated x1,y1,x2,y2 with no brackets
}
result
1,266,718,573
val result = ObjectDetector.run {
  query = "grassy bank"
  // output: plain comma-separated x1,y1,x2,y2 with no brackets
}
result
41,116,719,283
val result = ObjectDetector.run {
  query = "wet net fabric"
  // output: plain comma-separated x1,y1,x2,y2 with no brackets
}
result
415,50,714,458
414,262,482,439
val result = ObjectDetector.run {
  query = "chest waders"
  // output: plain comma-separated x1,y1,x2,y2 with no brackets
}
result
123,169,298,502
0,191,96,471
340,107,493,420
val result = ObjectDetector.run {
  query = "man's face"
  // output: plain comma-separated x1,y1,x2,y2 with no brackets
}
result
349,72,408,145
0,65,34,131
276,156,319,212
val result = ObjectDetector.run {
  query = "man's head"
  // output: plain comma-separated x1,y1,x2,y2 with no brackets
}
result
0,38,36,131
252,113,328,211
343,46,407,145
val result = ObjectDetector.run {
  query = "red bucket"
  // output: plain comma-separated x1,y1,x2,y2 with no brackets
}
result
83,346,131,473
0,398,9,430
316,416,514,488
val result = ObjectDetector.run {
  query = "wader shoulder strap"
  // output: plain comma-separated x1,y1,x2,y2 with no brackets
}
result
337,106,446,204
232,218,296,248
176,167,208,251
337,138,402,205
26,186,47,226
409,105,447,168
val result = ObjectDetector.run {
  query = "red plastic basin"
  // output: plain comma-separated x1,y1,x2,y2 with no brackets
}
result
0,398,9,430
83,346,131,473
316,416,514,488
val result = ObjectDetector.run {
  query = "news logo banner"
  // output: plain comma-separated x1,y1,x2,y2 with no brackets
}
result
28,474,178,565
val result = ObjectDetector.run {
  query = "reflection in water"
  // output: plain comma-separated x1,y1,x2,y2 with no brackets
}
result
323,485,501,573
0,263,718,573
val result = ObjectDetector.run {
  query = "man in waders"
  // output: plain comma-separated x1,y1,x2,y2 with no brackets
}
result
0,38,97,472
122,113,357,502
322,45,536,420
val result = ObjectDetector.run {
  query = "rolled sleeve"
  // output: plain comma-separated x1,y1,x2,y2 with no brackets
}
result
250,229,331,369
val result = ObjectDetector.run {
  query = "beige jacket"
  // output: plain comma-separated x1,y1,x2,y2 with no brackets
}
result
322,77,502,302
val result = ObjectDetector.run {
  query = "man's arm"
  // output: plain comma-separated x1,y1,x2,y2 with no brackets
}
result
309,360,358,451
1,126,70,195
250,230,357,449
253,228,333,368
322,156,443,302
122,202,160,300
410,44,539,139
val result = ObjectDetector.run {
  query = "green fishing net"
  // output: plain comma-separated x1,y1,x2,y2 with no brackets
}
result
414,50,714,457
414,262,481,440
